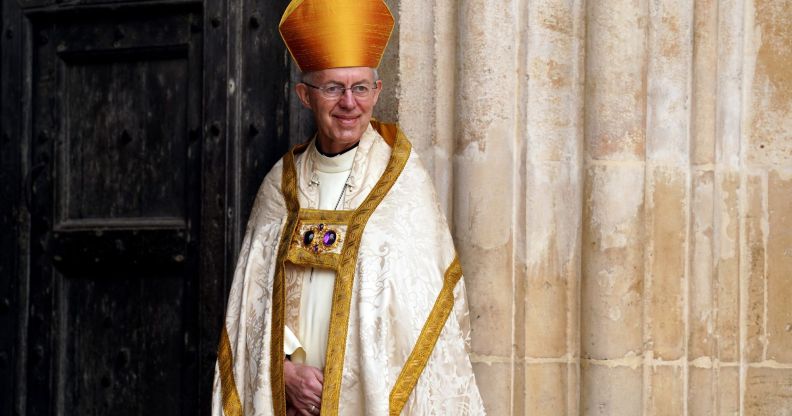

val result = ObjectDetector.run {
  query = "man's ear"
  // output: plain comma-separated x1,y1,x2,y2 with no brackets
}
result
295,83,312,109
370,79,383,106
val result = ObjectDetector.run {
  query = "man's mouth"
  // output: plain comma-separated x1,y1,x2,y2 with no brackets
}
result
333,114,360,126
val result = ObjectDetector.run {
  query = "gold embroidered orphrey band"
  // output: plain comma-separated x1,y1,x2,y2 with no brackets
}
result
218,326,243,416
389,257,463,415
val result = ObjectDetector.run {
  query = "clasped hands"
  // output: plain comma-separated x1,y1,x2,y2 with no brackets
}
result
284,359,323,416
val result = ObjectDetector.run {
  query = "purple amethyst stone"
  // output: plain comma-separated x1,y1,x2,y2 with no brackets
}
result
303,230,314,246
322,230,337,246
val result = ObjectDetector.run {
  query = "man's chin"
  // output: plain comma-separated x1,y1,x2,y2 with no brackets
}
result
331,125,365,140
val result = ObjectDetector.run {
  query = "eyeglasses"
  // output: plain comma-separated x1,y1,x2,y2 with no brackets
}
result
303,82,378,99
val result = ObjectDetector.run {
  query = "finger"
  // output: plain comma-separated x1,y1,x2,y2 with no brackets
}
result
312,368,324,384
306,382,323,399
308,377,322,390
300,404,318,416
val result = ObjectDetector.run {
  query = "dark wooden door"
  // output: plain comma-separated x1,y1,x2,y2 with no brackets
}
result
27,5,204,415
0,0,293,414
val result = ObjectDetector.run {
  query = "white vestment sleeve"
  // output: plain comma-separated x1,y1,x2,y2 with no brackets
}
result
284,325,306,363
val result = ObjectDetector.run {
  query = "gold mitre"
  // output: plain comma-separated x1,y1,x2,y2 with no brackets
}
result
279,0,395,72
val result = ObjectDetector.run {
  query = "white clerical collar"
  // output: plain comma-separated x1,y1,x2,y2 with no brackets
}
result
311,141,358,174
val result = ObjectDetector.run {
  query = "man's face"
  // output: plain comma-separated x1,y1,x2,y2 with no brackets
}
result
295,67,382,153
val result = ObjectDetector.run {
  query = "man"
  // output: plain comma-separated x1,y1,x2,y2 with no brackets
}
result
210,1,484,415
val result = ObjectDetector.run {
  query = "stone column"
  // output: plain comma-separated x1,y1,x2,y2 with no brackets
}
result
452,1,520,414
384,0,792,413
521,1,584,415
741,0,792,413
580,0,647,413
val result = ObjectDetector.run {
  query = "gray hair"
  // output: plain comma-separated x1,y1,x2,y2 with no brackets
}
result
301,68,379,84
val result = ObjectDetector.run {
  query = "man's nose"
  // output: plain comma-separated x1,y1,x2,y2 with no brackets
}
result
338,89,356,108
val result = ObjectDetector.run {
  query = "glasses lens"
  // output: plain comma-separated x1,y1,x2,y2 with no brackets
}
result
323,85,343,98
351,85,371,97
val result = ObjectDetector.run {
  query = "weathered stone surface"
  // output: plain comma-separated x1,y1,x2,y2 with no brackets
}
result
585,0,647,161
647,365,684,415
715,0,744,167
524,161,580,358
715,171,740,362
373,0,400,129
383,0,792,413
717,367,740,415
766,170,792,362
689,170,715,359
582,164,644,359
688,367,714,415
745,368,792,415
745,174,767,362
525,0,584,163
525,363,576,415
646,0,692,164
581,365,642,415
691,0,718,165
464,239,514,357
746,0,792,166
646,166,687,359
472,362,513,416
452,0,518,360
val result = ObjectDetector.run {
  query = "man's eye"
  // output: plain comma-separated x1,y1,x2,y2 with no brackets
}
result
351,85,369,94
324,85,343,94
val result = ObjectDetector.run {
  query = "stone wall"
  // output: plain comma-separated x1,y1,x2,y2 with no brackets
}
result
376,0,792,414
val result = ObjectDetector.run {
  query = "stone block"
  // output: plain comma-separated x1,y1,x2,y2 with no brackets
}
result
691,0,718,165
688,367,714,416
454,146,517,358
580,364,642,415
745,174,767,362
525,363,576,415
745,367,792,416
714,0,745,166
746,0,792,166
525,260,569,357
582,164,645,359
717,366,740,415
464,241,515,357
689,170,715,359
523,0,585,165
456,0,517,156
526,55,581,163
646,0,692,164
766,170,792,362
647,365,684,415
715,171,740,361
646,166,687,359
584,0,647,161
524,161,581,358
472,361,514,416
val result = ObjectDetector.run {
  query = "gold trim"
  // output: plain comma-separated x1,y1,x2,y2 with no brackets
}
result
270,147,303,415
218,326,243,416
299,209,354,222
321,124,411,415
389,257,464,416
286,249,341,270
